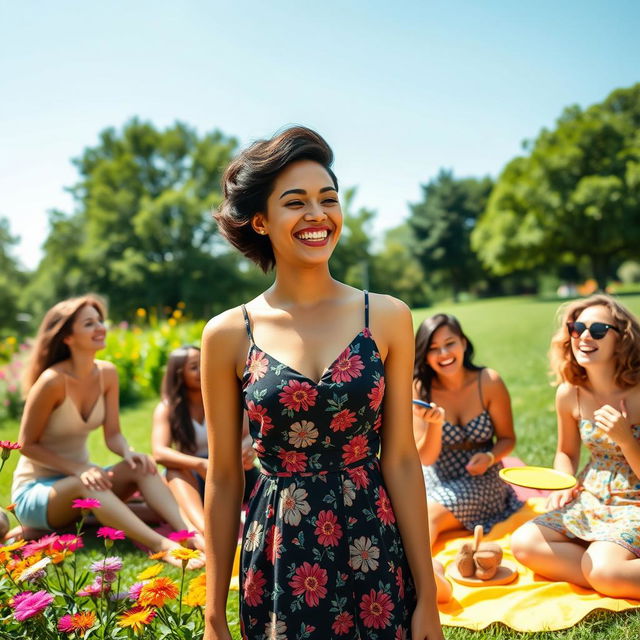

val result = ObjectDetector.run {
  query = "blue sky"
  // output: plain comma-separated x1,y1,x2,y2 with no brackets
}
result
1,0,638,269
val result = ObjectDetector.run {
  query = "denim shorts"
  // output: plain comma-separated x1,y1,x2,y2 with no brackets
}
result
13,475,65,530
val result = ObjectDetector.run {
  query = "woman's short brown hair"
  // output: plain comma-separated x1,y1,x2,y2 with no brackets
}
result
215,126,338,272
549,294,640,389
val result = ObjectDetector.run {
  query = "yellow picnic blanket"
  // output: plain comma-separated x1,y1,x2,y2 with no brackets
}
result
435,498,640,631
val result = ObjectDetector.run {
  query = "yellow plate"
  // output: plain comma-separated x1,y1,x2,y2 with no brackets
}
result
499,466,577,490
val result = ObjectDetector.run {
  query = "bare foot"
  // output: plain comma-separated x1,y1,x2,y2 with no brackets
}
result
156,539,205,570
433,559,453,603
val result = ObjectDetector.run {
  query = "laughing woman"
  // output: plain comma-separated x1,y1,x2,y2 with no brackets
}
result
511,295,640,598
11,296,203,569
202,127,443,640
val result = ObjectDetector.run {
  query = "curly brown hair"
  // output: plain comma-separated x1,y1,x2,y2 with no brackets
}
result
549,294,640,389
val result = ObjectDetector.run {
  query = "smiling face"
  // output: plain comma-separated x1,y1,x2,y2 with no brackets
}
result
182,348,201,391
251,159,342,268
426,325,467,378
64,304,106,353
570,304,619,368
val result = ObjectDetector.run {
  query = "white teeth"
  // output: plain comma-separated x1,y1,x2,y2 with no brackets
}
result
297,230,328,240
439,358,455,366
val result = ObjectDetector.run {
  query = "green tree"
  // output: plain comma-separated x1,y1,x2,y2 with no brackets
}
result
408,170,493,300
23,119,264,319
472,84,640,290
0,217,28,335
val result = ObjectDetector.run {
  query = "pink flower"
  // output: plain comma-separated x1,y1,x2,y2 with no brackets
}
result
90,556,123,574
247,350,269,384
265,525,283,565
332,611,355,635
0,440,20,450
362,327,372,339
53,534,84,553
278,380,318,412
277,449,308,473
396,566,405,599
77,577,110,597
72,498,102,510
22,533,60,557
347,465,370,489
367,376,385,411
330,348,365,383
243,568,266,607
12,590,54,621
129,581,146,600
97,527,125,541
376,486,396,525
330,409,357,432
289,562,328,607
395,626,409,640
373,414,382,432
314,510,343,547
360,589,394,629
167,529,195,543
246,400,273,434
342,435,370,465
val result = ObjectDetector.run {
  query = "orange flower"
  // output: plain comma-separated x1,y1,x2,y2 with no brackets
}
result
117,606,156,632
5,503,16,512
148,550,166,560
138,576,179,607
183,573,206,607
136,563,164,581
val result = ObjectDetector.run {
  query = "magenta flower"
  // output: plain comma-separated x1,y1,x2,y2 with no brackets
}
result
168,529,195,543
96,527,125,541
0,440,20,462
53,534,84,553
128,581,146,600
77,577,110,597
22,533,60,557
72,498,102,510
57,614,74,632
90,556,123,574
12,590,54,621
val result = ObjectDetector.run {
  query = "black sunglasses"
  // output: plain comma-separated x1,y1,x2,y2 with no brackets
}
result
567,321,620,340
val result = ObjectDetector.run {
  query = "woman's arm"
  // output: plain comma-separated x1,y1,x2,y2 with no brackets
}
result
151,401,208,476
202,310,246,640
412,381,445,466
374,295,443,639
466,368,516,476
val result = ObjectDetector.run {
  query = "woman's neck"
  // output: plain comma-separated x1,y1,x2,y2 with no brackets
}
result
435,367,469,392
585,362,622,398
66,352,96,379
186,388,203,408
270,262,339,306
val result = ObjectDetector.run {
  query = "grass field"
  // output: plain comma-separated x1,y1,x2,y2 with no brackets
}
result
1,294,640,638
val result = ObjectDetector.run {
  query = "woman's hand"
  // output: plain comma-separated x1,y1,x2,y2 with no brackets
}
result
415,403,445,429
77,465,113,491
546,484,581,510
411,598,445,640
465,451,493,476
123,450,157,475
594,401,633,447
241,436,257,470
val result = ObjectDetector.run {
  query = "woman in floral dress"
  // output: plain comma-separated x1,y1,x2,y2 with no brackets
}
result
202,127,443,640
511,295,640,598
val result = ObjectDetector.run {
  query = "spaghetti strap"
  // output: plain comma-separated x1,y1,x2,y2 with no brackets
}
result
478,369,487,411
364,290,370,328
97,365,104,393
241,304,255,344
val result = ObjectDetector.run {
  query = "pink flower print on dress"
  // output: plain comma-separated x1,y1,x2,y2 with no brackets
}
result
330,347,365,383
247,351,269,384
395,566,405,599
279,380,318,412
244,567,267,607
342,435,370,465
367,376,385,411
278,449,308,473
265,525,283,564
289,562,328,607
347,464,370,489
359,589,394,629
376,486,396,525
329,409,357,432
314,510,343,547
246,400,273,435
332,611,355,635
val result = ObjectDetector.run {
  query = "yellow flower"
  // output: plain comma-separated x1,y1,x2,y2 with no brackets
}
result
136,308,147,318
177,301,186,309
117,607,156,632
170,547,200,562
172,309,183,319
138,576,179,607
5,336,16,345
167,318,177,327
183,573,206,607
136,563,164,581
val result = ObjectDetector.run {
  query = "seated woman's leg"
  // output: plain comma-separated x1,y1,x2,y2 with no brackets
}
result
582,541,640,599
427,499,463,549
166,468,205,535
511,521,589,587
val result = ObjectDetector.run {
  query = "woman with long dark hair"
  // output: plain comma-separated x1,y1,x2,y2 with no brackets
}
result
202,127,443,640
11,295,203,568
152,345,257,534
413,313,522,546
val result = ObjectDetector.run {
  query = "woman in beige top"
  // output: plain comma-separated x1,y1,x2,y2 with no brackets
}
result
12,295,203,569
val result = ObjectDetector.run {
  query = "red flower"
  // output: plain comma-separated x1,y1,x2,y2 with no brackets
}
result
289,562,328,607
360,589,394,629
314,510,343,547
373,414,382,432
330,347,365,383
332,611,354,635
347,464,370,489
265,525,282,564
53,534,83,553
395,566,405,599
247,351,269,384
342,435,370,465
376,486,396,525
367,376,385,411
278,380,318,412
330,409,357,432
246,400,273,435
243,568,266,607
362,327,372,339
0,440,20,450
277,449,308,473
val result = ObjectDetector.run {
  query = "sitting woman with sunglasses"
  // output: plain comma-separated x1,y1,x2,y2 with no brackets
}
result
511,295,640,598
413,314,522,547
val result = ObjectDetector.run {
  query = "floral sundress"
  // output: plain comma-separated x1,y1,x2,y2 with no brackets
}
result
239,292,416,640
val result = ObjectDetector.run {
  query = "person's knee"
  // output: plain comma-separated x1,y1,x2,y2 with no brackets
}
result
510,523,539,563
582,556,622,595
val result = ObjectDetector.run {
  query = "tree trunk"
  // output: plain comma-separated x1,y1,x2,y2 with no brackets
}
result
591,253,610,292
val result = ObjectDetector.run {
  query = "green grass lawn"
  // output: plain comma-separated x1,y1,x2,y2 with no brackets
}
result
2,294,640,638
